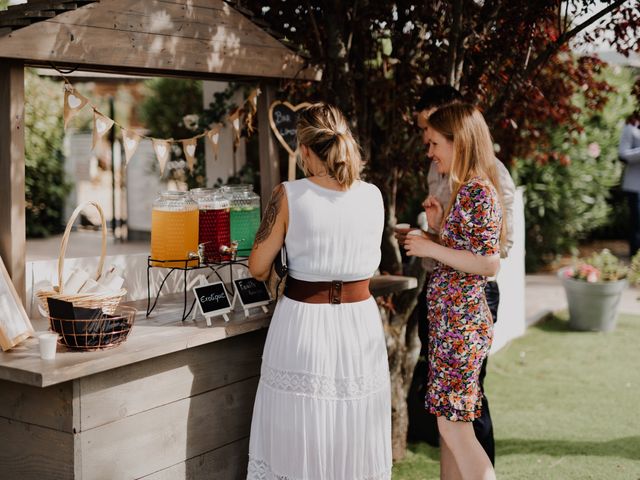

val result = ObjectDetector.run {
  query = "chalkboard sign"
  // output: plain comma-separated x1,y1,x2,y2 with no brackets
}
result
193,281,233,323
234,277,271,311
268,101,311,155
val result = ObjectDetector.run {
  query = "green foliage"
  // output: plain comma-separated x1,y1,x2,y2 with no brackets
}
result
139,78,206,188
24,70,72,237
514,66,633,271
139,80,258,190
566,249,628,282
630,251,640,288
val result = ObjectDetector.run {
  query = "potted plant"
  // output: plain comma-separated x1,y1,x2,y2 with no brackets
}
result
557,249,628,332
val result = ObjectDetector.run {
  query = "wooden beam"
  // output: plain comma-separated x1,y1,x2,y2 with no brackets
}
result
0,61,25,305
258,83,280,208
0,0,321,81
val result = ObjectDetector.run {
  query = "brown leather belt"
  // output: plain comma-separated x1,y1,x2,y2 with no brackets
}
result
284,277,371,304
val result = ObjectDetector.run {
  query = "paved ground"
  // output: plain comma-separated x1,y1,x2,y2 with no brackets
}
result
26,232,639,323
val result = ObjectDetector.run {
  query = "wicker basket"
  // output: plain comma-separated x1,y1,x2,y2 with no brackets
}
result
36,201,127,316
50,306,136,351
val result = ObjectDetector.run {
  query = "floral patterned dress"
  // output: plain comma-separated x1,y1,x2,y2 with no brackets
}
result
426,177,502,422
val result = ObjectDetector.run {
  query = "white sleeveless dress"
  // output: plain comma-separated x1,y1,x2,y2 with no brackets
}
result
247,178,392,480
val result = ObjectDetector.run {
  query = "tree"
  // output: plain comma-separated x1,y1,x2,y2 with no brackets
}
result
24,70,72,237
242,0,640,460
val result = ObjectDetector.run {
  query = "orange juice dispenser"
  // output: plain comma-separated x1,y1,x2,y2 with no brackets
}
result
150,191,199,267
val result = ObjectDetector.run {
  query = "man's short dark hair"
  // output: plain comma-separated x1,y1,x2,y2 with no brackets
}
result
416,85,463,111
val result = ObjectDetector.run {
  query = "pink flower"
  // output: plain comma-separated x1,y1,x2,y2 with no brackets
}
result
587,142,601,158
586,271,599,283
563,268,574,278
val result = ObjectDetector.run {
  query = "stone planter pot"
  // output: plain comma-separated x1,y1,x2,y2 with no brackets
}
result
558,267,628,332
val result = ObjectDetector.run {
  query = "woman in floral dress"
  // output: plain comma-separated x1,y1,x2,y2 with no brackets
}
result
404,103,505,480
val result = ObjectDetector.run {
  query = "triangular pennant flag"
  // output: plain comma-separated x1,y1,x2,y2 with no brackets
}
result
122,129,142,165
244,88,261,135
153,139,171,175
246,88,260,112
63,85,89,129
92,110,115,150
228,109,241,145
206,125,222,160
182,138,197,171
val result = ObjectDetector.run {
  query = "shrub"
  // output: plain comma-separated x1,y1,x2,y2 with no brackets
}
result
630,251,640,288
513,66,633,271
24,70,72,237
562,249,628,282
139,78,206,188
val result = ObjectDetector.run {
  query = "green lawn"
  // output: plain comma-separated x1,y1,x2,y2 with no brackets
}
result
392,313,640,479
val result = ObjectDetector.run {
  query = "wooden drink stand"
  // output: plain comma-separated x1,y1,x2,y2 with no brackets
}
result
0,2,417,478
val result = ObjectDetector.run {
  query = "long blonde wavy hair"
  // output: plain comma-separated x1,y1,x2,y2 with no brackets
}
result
296,103,362,188
428,103,507,248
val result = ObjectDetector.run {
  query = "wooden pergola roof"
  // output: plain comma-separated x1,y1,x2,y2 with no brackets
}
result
0,0,320,81
0,0,99,32
0,0,319,304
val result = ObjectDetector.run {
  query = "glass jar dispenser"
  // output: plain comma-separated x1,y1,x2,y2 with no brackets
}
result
150,191,199,267
191,188,231,263
222,184,261,257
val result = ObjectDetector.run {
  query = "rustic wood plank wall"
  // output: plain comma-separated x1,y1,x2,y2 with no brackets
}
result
0,329,266,479
0,418,74,480
0,381,75,479
79,330,264,430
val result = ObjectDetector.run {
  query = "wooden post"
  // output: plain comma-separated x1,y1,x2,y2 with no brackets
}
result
0,61,25,305
257,83,280,210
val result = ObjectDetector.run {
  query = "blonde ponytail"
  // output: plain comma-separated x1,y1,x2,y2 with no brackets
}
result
297,103,362,188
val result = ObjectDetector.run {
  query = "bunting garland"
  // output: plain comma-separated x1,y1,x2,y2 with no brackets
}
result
182,138,198,171
206,124,222,161
92,110,115,150
152,139,171,175
244,88,261,135
63,84,88,128
60,75,261,177
122,129,142,165
228,108,242,146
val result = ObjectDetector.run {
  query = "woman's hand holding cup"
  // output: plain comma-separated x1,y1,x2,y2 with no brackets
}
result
422,195,443,233
404,232,434,258
393,223,412,245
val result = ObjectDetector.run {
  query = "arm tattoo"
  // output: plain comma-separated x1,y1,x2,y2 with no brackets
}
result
254,184,285,247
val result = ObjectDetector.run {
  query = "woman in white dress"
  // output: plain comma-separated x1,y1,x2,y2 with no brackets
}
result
246,103,392,480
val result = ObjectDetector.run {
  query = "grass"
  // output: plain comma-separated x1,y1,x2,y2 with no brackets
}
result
392,312,640,479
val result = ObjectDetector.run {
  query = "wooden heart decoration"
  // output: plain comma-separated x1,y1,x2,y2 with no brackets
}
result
268,101,311,156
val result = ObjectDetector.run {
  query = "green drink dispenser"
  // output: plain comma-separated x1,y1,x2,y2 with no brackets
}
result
223,185,261,257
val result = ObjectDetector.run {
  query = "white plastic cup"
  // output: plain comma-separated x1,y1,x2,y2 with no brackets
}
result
408,229,424,237
394,223,411,231
39,333,59,360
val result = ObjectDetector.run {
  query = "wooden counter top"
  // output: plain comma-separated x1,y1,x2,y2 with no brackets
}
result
0,275,417,388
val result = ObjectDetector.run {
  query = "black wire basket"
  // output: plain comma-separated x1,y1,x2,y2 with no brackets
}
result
49,306,136,351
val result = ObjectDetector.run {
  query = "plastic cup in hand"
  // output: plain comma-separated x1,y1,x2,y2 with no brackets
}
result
417,211,429,232
408,229,423,237
39,333,59,360
394,223,411,231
